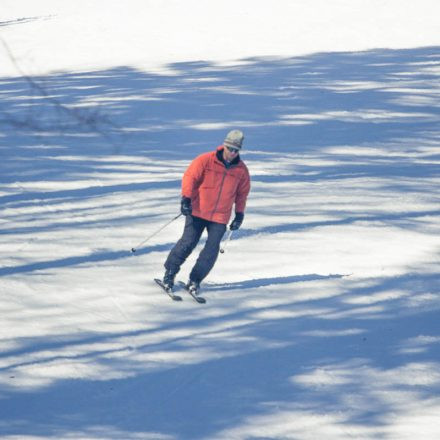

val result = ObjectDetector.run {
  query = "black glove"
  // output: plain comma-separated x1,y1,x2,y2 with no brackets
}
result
229,212,244,230
181,196,192,216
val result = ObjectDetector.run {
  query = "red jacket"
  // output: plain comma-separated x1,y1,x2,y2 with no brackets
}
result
182,147,251,224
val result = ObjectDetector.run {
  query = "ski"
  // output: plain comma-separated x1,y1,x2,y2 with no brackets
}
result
154,278,182,301
178,281,206,304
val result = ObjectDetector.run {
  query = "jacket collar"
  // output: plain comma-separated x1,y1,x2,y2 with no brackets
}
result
216,146,240,168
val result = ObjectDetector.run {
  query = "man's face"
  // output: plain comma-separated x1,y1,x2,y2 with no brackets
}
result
223,145,240,162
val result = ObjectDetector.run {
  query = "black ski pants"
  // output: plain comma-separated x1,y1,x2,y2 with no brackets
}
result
164,215,226,283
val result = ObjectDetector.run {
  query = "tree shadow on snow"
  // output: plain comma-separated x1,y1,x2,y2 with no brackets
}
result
0,271,439,439
0,46,437,265
1,46,440,439
205,273,347,291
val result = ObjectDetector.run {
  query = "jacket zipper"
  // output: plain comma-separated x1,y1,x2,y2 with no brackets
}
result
210,168,228,221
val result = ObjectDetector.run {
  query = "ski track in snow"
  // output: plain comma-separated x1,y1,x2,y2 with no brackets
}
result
1,1,440,439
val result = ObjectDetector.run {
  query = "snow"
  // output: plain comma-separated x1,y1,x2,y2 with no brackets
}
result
1,1,440,439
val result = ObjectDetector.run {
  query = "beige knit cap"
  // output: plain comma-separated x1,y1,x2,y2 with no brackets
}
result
224,129,244,149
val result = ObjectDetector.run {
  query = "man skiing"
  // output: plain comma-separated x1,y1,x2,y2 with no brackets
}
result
161,129,251,295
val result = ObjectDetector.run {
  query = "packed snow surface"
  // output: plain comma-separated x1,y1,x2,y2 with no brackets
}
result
1,1,439,439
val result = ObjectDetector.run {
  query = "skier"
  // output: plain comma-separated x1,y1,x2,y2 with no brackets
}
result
161,129,251,295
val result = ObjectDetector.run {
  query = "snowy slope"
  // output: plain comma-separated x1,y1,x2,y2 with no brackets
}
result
2,0,440,77
1,1,440,439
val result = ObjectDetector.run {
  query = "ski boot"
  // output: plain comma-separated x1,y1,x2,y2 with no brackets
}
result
162,269,177,290
187,279,200,296
179,279,205,303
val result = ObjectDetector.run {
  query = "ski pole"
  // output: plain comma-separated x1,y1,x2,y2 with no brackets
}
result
131,213,182,253
219,229,233,254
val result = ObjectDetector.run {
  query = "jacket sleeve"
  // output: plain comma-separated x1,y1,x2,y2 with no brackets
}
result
234,167,251,213
181,154,207,199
